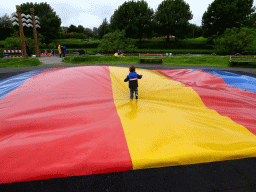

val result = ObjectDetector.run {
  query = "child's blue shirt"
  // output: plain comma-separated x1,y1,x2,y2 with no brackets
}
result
124,72,142,90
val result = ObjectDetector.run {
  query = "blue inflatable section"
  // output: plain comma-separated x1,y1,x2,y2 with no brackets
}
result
190,69,256,93
0,69,46,100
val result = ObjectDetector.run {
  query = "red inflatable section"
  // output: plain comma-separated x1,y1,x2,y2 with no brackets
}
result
0,66,133,184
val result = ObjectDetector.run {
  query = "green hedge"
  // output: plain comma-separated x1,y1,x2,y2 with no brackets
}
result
0,38,214,54
133,39,212,49
49,41,100,49
49,38,213,49
98,49,215,55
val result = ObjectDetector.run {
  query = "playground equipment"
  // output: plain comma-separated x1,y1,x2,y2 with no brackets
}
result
40,53,53,57
114,53,125,57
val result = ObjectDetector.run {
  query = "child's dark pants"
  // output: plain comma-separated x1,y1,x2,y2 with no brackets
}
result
130,88,138,99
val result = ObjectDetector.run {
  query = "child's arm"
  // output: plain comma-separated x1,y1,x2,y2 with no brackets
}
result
138,74,142,79
124,75,129,82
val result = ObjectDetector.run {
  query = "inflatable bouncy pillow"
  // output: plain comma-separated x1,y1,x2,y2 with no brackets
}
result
1,66,256,184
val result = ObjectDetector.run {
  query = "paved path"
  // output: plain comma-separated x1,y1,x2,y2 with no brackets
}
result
36,56,66,64
1,61,256,80
36,54,104,64
34,56,256,76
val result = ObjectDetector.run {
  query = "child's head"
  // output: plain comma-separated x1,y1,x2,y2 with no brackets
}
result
130,66,135,72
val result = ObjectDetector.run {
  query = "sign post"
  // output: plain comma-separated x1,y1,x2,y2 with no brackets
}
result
15,6,26,57
30,8,40,57
12,6,40,58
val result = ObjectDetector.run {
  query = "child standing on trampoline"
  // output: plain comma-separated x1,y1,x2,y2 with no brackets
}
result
124,66,143,100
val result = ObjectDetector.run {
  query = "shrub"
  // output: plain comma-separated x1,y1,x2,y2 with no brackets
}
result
206,34,217,45
195,36,206,40
4,37,21,50
60,32,87,39
213,27,256,55
97,29,138,54
48,42,56,49
5,30,47,53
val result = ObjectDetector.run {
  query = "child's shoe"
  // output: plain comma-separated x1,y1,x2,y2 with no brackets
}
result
136,96,138,99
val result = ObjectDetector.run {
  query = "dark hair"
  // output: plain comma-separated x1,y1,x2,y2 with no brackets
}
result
130,66,135,72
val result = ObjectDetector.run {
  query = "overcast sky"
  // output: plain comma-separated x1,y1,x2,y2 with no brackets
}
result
1,0,256,30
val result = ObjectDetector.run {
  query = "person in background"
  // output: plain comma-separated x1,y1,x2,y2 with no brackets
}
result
62,45,66,57
117,50,120,55
25,42,31,57
58,44,62,57
119,50,123,55
61,46,64,57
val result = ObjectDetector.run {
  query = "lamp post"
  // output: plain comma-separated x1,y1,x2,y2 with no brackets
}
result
12,6,40,57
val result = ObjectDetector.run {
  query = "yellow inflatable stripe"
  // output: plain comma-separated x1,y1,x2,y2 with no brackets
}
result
109,66,256,170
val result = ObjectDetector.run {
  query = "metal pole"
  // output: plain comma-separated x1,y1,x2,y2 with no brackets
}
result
16,5,26,57
30,8,39,57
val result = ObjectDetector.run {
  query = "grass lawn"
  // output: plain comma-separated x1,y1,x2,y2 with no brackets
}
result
0,55,256,69
61,55,232,67
231,58,256,62
0,57,42,68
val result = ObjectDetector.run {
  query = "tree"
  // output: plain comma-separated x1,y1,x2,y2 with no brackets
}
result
77,25,85,33
11,2,62,44
60,26,68,33
98,18,110,39
152,0,193,42
128,0,155,41
241,12,256,29
201,0,256,40
196,25,203,38
184,23,203,39
92,27,99,38
83,28,94,38
108,1,128,36
67,24,79,33
108,0,155,41
0,14,15,40
65,25,91,39
0,13,13,28
97,29,138,54
142,18,162,39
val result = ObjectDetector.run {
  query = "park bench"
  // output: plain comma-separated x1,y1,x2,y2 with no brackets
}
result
229,55,256,64
66,51,87,56
139,53,163,64
63,52,79,56
67,52,80,56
